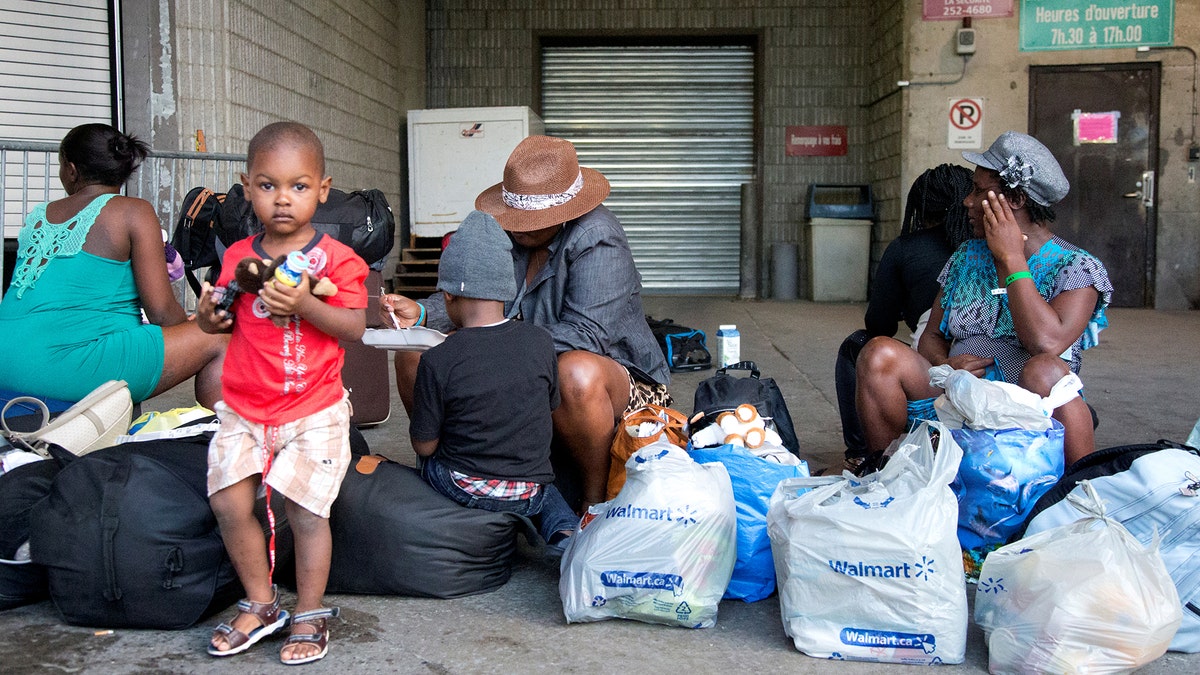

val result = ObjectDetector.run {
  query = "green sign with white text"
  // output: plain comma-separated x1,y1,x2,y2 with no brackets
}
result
1020,0,1174,51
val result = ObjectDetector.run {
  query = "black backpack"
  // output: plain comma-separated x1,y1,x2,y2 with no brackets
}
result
645,316,712,373
29,437,293,629
691,361,800,456
169,187,227,294
219,184,396,270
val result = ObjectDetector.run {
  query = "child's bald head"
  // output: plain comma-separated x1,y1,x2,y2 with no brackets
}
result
247,121,326,176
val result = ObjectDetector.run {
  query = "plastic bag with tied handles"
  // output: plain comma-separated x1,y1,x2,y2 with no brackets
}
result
975,481,1182,673
928,364,1082,431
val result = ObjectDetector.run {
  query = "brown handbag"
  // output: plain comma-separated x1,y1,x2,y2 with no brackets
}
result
605,404,689,501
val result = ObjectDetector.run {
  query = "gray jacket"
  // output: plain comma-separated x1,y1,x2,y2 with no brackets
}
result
424,205,669,385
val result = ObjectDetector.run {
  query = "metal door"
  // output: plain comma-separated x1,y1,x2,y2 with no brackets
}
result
1029,63,1160,307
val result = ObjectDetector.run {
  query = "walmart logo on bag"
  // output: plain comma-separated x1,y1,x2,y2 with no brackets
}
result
604,502,698,527
840,628,937,654
827,555,937,581
600,570,685,596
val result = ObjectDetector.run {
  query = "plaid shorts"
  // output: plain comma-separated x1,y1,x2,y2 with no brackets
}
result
207,393,352,518
625,370,672,414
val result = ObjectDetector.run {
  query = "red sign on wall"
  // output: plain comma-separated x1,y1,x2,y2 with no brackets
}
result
922,0,1013,21
786,125,847,157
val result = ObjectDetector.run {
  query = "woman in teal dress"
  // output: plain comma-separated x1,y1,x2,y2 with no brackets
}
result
0,124,227,408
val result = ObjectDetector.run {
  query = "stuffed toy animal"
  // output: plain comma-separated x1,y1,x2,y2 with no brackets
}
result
224,255,338,327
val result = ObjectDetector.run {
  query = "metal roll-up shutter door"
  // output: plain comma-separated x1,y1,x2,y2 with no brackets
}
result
1,0,116,239
0,0,116,141
541,45,754,295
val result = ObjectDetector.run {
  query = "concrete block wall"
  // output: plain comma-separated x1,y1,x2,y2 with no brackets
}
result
864,0,905,262
165,0,426,269
427,0,881,296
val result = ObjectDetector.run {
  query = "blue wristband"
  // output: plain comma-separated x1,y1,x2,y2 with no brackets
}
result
416,302,426,327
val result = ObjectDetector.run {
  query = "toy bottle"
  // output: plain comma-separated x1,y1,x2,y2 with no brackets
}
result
716,324,740,368
274,251,309,287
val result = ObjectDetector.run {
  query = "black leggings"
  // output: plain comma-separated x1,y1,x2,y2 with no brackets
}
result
835,329,870,458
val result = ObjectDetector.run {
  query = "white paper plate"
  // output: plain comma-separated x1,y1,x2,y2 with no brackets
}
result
362,326,447,351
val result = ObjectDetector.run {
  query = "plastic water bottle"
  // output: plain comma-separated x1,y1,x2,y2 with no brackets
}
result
716,324,740,368
274,251,309,287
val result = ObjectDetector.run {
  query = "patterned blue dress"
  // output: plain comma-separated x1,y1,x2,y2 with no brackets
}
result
936,236,1113,383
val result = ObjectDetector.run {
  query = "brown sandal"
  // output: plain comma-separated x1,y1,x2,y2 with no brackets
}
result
207,585,290,657
280,607,339,665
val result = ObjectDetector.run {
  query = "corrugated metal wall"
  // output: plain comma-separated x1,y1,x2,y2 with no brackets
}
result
541,45,753,295
1,0,115,237
0,0,115,141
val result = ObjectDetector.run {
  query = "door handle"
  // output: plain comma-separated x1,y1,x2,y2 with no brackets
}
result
1122,171,1156,207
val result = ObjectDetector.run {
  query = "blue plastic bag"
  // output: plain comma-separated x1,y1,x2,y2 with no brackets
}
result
689,443,808,602
950,420,1064,551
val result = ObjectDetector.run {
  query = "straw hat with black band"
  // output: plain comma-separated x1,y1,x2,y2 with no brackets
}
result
475,135,611,233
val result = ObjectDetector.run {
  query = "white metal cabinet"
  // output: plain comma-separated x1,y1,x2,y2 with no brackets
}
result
406,106,543,238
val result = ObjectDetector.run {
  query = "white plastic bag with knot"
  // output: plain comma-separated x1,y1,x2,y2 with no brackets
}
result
766,420,968,665
975,481,1182,674
928,364,1082,431
559,438,737,628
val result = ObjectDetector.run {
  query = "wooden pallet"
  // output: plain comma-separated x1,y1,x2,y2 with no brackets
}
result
392,234,442,299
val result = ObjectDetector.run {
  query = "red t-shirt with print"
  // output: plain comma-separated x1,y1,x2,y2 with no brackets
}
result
216,233,368,425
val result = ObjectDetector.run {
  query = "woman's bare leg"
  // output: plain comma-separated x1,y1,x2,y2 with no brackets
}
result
1019,353,1094,466
552,350,630,511
157,321,228,409
856,337,939,452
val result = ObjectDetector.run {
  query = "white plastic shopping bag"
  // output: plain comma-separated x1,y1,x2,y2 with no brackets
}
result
766,420,968,665
928,365,1081,431
975,481,1182,674
559,438,736,628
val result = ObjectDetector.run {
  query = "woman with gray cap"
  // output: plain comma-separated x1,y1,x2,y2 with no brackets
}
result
382,136,668,512
855,131,1113,468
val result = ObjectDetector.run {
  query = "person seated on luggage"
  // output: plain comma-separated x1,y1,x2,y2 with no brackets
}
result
196,121,368,665
836,164,973,473
409,210,579,556
0,123,228,409
380,135,670,512
856,131,1112,467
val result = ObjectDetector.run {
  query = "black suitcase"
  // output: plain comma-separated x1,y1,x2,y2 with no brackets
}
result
29,438,293,629
341,269,391,427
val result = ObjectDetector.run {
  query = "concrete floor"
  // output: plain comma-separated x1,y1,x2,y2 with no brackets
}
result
2,298,1198,673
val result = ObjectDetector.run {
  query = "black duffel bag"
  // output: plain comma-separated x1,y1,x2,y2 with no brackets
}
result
220,184,395,269
29,437,293,629
0,453,63,610
327,456,535,599
690,361,800,456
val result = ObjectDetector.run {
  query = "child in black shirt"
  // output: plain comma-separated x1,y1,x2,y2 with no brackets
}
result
410,211,577,554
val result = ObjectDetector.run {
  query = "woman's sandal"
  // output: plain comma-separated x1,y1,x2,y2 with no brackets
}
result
207,585,290,657
280,607,339,665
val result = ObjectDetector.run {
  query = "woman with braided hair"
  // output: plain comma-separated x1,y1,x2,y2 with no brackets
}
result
836,163,974,473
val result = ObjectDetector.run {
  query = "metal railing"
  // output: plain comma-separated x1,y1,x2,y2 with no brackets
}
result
1,140,245,299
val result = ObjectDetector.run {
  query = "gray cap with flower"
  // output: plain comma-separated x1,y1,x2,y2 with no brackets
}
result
962,131,1069,206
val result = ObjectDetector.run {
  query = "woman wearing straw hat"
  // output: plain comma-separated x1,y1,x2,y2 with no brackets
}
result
382,135,669,511
856,131,1112,468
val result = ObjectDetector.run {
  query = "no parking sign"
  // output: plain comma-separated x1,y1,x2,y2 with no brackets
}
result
948,98,983,149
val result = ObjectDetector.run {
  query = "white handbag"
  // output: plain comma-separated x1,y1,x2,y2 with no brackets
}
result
1,380,134,457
